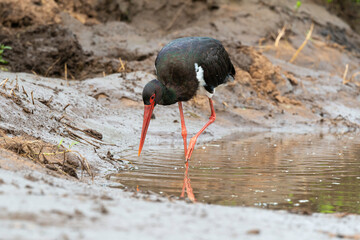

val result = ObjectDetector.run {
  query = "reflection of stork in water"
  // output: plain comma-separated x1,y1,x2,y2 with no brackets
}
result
181,162,195,202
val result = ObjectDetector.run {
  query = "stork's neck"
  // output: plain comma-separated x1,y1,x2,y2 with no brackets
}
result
159,82,177,105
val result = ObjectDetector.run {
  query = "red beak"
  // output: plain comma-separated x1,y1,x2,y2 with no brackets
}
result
138,104,155,156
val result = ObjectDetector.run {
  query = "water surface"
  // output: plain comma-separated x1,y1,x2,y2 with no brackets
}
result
110,133,360,214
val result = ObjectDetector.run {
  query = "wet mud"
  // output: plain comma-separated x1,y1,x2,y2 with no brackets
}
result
0,0,360,238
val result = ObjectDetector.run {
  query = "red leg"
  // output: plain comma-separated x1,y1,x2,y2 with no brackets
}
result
178,102,187,158
186,98,216,162
179,102,195,202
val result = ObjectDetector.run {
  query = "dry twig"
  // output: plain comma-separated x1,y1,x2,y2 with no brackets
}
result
342,64,349,84
65,63,69,86
15,78,19,91
9,87,16,97
45,57,61,77
22,86,28,97
0,78,9,88
63,103,71,111
289,23,314,63
31,91,34,104
275,25,286,48
117,58,126,72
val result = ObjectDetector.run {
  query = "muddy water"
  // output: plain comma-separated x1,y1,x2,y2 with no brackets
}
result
109,133,360,214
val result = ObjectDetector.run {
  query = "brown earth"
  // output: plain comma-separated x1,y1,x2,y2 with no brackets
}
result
0,0,359,174
0,0,359,167
0,1,360,236
313,0,360,34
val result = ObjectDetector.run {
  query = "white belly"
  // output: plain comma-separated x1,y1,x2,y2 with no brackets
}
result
195,63,214,98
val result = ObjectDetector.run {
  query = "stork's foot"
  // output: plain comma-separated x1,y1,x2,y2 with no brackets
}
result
185,136,198,162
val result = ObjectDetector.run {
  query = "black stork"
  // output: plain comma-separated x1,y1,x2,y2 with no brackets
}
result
138,37,235,162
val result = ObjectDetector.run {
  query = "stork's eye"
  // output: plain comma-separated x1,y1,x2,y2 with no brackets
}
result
150,94,155,103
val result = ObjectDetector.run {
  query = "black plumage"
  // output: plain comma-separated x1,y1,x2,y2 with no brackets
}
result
139,37,236,161
153,37,235,105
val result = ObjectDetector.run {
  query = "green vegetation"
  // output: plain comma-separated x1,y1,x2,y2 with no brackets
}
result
294,1,302,11
57,138,79,149
0,44,12,71
57,138,64,149
0,44,11,64
69,140,79,149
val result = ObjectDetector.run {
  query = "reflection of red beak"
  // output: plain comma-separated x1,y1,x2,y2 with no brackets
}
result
138,104,155,156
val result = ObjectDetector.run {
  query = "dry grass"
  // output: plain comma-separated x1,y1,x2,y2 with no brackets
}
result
117,57,126,72
0,130,94,180
64,63,69,86
274,25,286,48
0,78,9,88
289,23,314,63
45,57,61,77
342,64,349,84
